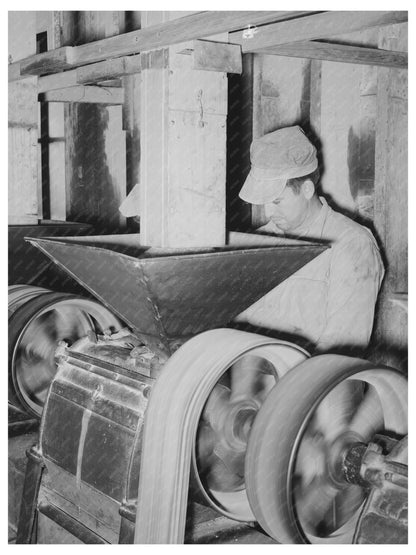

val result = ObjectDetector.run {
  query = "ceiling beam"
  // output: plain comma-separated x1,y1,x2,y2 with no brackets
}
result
11,11,310,80
257,41,407,68
230,11,408,52
39,85,124,105
38,55,142,92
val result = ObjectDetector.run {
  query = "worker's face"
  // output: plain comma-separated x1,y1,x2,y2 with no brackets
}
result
264,185,309,232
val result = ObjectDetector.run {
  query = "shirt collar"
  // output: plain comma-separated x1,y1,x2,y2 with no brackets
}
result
303,197,330,240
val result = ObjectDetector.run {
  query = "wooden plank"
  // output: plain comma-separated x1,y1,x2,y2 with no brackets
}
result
76,55,141,83
39,85,124,104
256,41,408,68
319,61,362,212
8,63,23,82
13,11,307,80
140,11,228,247
231,11,408,52
139,57,169,245
75,11,306,64
38,55,141,92
167,111,227,246
122,69,141,208
38,70,78,92
8,72,39,225
191,40,242,73
104,105,127,229
251,54,265,229
368,23,407,369
226,54,254,231
8,127,39,224
309,59,322,137
20,46,76,75
49,103,66,221
9,78,38,126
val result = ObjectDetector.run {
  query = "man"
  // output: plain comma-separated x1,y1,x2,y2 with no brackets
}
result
235,126,384,355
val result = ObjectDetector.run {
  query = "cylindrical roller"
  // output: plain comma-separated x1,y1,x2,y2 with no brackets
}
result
245,355,408,544
9,289,122,417
8,285,50,317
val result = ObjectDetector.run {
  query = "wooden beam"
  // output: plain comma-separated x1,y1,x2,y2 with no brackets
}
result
74,11,308,65
38,55,141,92
39,85,124,104
11,11,309,79
76,55,142,83
180,40,242,73
38,70,78,92
256,41,408,68
8,63,23,82
140,11,229,248
230,11,408,52
20,46,76,75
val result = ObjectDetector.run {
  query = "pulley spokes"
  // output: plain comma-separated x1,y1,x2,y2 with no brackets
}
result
292,381,378,537
196,357,275,494
245,355,408,543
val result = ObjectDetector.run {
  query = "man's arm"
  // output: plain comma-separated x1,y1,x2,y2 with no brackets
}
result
315,232,384,354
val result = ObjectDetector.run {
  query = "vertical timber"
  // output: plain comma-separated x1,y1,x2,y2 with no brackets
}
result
8,12,38,224
372,22,408,369
140,11,227,247
64,11,127,233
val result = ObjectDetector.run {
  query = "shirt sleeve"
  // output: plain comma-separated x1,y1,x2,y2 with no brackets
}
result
315,231,385,353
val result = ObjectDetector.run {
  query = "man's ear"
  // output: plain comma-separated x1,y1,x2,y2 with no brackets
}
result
302,179,315,200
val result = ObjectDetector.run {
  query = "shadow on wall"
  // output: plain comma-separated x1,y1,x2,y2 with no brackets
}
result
67,104,123,235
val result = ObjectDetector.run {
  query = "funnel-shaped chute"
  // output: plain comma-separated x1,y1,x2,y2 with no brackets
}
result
26,233,327,356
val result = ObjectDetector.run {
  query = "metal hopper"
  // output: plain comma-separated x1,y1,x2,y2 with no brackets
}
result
26,233,327,356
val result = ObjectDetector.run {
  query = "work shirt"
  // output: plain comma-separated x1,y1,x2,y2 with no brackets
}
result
234,198,384,354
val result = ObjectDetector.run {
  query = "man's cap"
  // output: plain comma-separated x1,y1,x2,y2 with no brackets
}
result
239,126,318,205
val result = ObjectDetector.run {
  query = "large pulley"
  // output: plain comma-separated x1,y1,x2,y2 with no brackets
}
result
134,329,308,543
245,355,408,543
193,341,308,521
8,286,122,417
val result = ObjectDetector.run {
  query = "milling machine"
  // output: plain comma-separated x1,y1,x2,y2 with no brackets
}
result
10,232,408,544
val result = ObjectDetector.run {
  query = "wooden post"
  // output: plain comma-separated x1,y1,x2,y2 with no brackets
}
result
8,12,38,224
139,12,227,247
317,27,380,218
372,22,408,369
64,11,128,232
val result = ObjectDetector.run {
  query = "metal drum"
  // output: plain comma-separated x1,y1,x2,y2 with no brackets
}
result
35,333,158,544
8,286,122,418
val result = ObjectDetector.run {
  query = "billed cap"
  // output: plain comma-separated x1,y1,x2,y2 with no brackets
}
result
239,126,318,204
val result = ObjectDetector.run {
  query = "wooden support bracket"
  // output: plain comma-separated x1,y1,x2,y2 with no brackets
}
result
38,55,141,92
39,85,124,105
179,40,242,74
